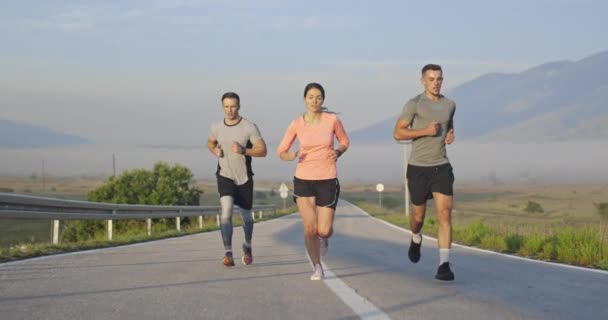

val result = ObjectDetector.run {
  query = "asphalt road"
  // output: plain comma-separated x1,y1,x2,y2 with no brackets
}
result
1,201,606,319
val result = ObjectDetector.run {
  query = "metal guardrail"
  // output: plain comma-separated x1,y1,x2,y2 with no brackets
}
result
0,192,277,244
0,193,276,220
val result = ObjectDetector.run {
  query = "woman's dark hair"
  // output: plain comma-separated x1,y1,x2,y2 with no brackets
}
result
221,92,240,104
303,83,325,99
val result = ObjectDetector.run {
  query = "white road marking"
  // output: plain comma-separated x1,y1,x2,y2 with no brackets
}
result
342,200,608,276
321,260,392,320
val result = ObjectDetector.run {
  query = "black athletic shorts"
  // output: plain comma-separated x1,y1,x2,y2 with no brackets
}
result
216,174,253,210
293,177,340,209
406,163,454,206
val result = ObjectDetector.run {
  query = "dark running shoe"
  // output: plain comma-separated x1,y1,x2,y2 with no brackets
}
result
222,252,235,267
242,244,253,265
435,262,455,281
408,237,422,263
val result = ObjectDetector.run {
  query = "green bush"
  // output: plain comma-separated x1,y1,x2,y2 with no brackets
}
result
0,187,14,193
480,235,507,252
539,238,558,261
455,221,492,246
600,243,608,268
62,162,202,242
595,202,608,219
554,228,601,266
525,201,544,213
255,191,268,200
382,196,400,209
518,234,546,257
61,220,105,242
505,233,524,253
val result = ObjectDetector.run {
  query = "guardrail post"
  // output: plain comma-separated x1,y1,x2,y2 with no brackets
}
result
107,220,113,241
176,216,181,232
216,214,220,226
52,220,60,244
198,216,203,229
147,218,152,236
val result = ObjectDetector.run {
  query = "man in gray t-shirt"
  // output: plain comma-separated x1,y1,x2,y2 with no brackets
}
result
393,64,456,281
207,92,267,267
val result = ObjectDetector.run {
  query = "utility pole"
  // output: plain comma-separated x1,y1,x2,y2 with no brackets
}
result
397,140,412,217
41,159,46,192
112,153,116,177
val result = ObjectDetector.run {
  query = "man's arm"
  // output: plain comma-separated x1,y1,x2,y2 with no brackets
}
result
208,137,222,157
393,119,439,140
444,105,456,144
245,138,267,157
230,122,268,157
444,128,455,144
394,99,438,141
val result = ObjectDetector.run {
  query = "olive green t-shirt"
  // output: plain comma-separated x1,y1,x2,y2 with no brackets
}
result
400,94,456,166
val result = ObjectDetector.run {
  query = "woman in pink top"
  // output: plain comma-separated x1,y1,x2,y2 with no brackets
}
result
277,83,350,280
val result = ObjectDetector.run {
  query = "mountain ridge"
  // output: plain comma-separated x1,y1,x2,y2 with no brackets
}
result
350,50,608,143
0,119,91,148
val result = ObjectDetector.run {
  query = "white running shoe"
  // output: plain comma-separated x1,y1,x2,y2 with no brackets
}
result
319,237,328,257
310,264,324,280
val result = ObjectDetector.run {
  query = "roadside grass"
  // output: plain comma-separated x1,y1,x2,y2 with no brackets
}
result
3,180,607,269
347,198,608,270
0,198,297,263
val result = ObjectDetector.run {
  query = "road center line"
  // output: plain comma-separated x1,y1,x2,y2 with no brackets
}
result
321,260,392,320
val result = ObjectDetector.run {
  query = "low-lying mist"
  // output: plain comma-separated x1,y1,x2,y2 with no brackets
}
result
1,141,607,184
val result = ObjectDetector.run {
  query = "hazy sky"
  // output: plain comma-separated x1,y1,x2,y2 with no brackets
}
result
1,0,607,146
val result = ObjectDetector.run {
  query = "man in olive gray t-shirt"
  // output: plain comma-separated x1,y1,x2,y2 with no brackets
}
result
400,93,455,167
393,64,456,281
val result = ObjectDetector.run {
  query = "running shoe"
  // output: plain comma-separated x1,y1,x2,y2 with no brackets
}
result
242,243,253,265
310,264,324,280
408,237,422,263
222,252,235,267
435,262,455,281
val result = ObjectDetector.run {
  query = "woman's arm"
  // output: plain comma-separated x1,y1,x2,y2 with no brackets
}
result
277,121,298,161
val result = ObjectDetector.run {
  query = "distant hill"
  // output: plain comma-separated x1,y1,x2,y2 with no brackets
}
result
0,120,91,147
350,50,608,143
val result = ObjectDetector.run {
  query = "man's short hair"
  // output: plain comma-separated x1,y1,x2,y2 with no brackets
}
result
221,92,240,104
421,64,442,75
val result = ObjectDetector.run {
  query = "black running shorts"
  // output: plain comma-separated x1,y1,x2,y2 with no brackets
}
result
406,163,454,206
293,177,340,209
216,174,253,210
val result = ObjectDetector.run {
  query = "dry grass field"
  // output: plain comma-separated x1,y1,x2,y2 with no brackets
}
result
340,182,607,226
1,176,607,267
2,176,607,244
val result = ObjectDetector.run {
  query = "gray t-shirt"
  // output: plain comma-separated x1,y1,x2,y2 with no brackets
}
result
209,117,263,185
400,94,456,166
